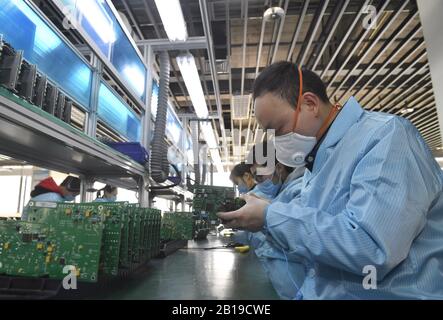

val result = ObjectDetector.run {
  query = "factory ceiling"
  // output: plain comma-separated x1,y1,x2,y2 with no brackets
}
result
36,0,442,169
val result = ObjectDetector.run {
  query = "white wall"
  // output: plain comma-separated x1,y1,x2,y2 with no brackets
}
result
0,175,32,217
417,0,443,144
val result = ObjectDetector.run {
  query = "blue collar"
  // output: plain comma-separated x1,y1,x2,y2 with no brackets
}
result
305,97,365,171
320,96,365,150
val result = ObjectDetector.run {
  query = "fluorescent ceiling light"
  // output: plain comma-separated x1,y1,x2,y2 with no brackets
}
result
200,122,218,149
400,108,415,115
176,53,209,118
210,149,224,173
153,0,188,41
77,0,116,44
201,122,224,173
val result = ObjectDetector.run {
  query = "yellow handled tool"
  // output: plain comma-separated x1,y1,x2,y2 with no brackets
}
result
234,245,250,253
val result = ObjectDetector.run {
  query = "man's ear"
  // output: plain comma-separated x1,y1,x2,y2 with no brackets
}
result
302,92,321,116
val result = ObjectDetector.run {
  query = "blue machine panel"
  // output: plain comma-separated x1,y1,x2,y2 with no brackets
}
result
0,0,92,109
57,0,146,102
97,82,141,142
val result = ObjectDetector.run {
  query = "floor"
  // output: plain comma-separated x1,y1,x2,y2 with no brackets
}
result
63,234,279,300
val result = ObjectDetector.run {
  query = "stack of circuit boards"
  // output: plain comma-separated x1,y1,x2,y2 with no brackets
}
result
192,186,244,225
0,201,161,283
160,211,210,241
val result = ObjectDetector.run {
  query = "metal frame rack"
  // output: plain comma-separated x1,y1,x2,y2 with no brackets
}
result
0,1,169,207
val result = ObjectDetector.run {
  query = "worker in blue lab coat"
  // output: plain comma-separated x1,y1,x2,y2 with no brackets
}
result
229,162,256,194
22,176,81,220
218,61,443,299
94,185,118,202
235,141,308,300
234,141,304,248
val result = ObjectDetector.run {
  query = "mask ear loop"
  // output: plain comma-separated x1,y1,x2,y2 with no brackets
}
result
292,65,304,132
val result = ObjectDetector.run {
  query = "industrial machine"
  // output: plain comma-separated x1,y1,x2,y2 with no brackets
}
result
0,38,73,125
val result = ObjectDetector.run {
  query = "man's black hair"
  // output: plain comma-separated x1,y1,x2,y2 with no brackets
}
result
60,176,81,192
253,61,329,106
97,184,117,199
230,162,252,179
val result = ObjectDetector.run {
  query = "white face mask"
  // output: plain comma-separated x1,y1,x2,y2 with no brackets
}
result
274,132,317,168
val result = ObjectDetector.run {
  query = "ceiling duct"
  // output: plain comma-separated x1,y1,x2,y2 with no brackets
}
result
231,94,251,120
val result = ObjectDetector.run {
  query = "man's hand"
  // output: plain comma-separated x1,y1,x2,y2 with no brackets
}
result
217,194,270,232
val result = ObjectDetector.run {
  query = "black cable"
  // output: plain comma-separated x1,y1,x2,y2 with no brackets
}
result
149,163,182,190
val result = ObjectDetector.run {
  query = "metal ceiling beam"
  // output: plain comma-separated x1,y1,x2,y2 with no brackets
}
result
410,107,437,128
420,123,440,136
271,0,289,64
367,59,429,110
136,37,208,50
240,0,249,96
311,0,350,70
287,0,310,61
415,114,438,130
121,0,144,39
227,0,236,164
246,0,268,152
320,0,370,79
200,0,229,160
332,2,414,100
298,0,330,66
350,24,423,101
267,0,283,65
381,77,432,112
390,90,434,115
425,133,441,141
361,43,427,106
409,103,437,123
142,0,163,37
326,0,391,90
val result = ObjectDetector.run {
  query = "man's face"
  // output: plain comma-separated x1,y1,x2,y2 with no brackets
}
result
254,92,322,137
254,93,294,136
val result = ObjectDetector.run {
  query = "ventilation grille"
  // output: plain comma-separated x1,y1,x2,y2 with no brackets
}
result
231,95,251,120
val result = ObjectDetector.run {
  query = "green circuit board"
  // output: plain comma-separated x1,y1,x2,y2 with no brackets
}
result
1,201,162,282
99,202,128,276
161,211,196,240
0,221,48,277
192,186,237,221
19,202,104,282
